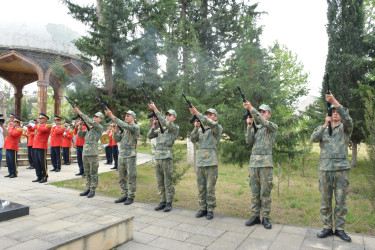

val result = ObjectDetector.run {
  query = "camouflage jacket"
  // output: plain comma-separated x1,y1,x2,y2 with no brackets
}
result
190,113,223,167
113,117,140,158
77,113,103,157
311,105,353,171
147,111,179,160
245,108,278,168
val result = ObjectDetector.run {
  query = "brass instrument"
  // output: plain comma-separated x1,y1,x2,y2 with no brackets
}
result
100,133,111,144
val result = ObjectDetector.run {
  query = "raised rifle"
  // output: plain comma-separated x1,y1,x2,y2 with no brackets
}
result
325,73,333,136
64,95,90,131
237,86,257,133
95,97,124,133
141,87,164,133
181,91,205,133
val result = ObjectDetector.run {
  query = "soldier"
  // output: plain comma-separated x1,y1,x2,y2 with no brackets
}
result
104,124,113,165
32,113,52,183
243,102,277,229
311,93,353,242
110,122,119,170
50,115,65,172
62,121,74,165
105,109,140,205
0,113,10,171
190,107,222,220
74,108,104,198
73,116,86,176
25,119,38,170
3,116,23,178
7,113,15,129
147,104,179,212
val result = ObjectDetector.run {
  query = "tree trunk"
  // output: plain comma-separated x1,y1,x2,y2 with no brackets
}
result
351,142,358,167
181,0,188,75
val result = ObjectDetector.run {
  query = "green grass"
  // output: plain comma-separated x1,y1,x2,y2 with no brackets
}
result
52,142,375,236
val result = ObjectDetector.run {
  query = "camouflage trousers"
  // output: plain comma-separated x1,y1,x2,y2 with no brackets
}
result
83,155,99,190
319,169,350,230
249,167,273,218
154,158,174,203
197,165,218,212
119,156,137,199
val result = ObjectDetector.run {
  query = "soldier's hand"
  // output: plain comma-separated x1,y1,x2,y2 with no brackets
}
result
105,110,115,119
73,107,81,115
148,102,157,112
194,120,200,128
325,94,339,107
189,107,199,116
324,114,332,127
247,117,253,127
243,101,253,111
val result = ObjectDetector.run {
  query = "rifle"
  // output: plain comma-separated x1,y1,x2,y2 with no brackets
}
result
64,96,90,131
181,91,205,133
141,88,164,133
95,97,125,133
325,73,333,136
237,86,257,133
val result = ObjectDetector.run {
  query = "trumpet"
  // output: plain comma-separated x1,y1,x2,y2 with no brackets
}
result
100,132,111,144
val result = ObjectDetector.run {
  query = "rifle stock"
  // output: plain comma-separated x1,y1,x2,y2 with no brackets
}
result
64,96,90,131
325,73,333,136
236,86,257,133
181,92,205,133
141,87,164,133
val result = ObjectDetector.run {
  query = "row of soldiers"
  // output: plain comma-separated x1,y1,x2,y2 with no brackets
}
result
2,91,352,242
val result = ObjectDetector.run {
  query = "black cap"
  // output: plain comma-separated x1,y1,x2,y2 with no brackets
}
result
54,115,62,120
39,113,49,120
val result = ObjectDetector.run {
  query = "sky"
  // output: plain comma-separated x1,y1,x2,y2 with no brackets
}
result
0,0,328,97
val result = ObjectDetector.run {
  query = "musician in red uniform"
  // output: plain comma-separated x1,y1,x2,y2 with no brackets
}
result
26,119,38,170
110,122,119,170
50,115,65,172
62,121,74,165
32,113,52,183
7,113,15,129
104,124,113,165
4,116,23,178
74,116,86,176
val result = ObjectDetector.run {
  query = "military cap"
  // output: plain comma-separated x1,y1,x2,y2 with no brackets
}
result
32,118,37,122
204,108,218,116
9,113,15,118
13,116,21,123
94,112,104,120
39,113,49,120
54,115,62,120
166,109,177,118
330,104,337,110
259,104,271,112
125,110,136,118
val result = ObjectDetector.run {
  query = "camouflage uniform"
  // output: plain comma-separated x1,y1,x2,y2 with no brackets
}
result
113,114,140,199
77,113,103,191
147,111,179,203
190,111,222,212
245,107,278,218
311,105,353,231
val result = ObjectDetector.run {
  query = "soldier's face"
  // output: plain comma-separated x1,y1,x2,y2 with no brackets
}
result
39,117,47,124
205,113,217,121
166,114,176,123
260,110,271,120
93,116,102,123
54,119,61,124
332,109,341,122
10,117,14,122
125,114,134,123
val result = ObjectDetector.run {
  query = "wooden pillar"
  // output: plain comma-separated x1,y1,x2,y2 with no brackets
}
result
14,91,23,117
53,87,63,116
37,80,49,114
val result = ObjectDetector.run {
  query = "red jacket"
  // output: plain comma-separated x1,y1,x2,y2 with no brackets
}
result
74,125,86,146
7,122,14,129
50,125,65,147
108,130,117,146
62,129,74,148
26,126,36,147
33,123,52,150
4,126,23,151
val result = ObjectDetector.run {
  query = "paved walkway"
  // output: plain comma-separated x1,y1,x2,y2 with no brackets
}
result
1,154,374,250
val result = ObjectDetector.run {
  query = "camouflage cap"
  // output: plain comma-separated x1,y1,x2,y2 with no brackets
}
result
330,104,336,109
94,112,104,119
204,108,218,116
259,104,271,112
166,109,177,118
125,110,136,118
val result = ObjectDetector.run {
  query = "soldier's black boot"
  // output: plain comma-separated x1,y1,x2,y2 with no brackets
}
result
262,217,272,229
335,230,351,242
317,229,334,238
39,176,48,183
206,211,214,220
154,202,166,211
32,177,42,182
124,198,134,205
163,203,172,212
195,210,207,218
245,216,261,227
80,189,90,196
87,190,95,198
114,196,127,203
4,174,11,178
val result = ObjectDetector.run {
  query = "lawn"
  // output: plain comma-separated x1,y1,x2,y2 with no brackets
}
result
52,142,375,236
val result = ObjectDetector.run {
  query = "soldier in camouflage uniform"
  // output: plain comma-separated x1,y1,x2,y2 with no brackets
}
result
311,93,353,242
105,109,140,205
74,107,104,198
243,102,277,229
147,103,179,212
190,107,222,220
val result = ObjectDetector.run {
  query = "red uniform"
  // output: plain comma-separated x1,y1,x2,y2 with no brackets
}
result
50,125,65,147
62,129,74,147
33,123,52,150
26,126,36,147
3,126,23,151
108,130,117,146
74,125,86,146
7,121,14,129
